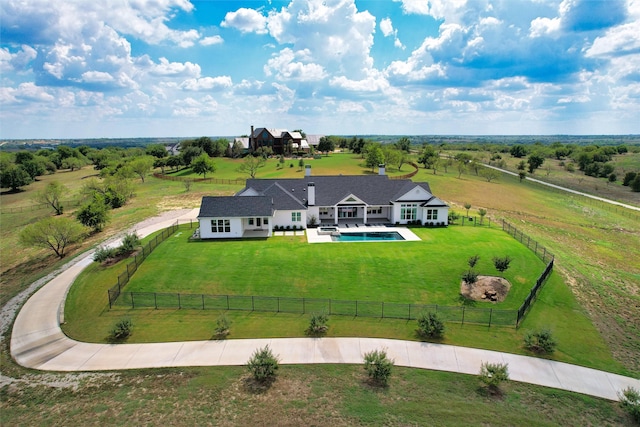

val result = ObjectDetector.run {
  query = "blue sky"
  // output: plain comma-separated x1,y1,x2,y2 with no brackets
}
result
1,0,639,139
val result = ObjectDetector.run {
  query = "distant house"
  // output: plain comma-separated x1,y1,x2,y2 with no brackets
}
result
197,165,449,239
245,126,324,154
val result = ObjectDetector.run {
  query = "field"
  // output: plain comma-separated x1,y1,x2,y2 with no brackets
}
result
2,149,640,425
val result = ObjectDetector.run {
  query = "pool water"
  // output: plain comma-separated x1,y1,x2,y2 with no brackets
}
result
331,231,405,242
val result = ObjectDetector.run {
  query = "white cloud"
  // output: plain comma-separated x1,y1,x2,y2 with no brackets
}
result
150,57,201,77
81,71,115,84
0,45,37,72
529,17,561,38
380,17,405,50
264,48,327,81
221,8,268,34
200,35,224,46
586,21,640,57
180,76,233,91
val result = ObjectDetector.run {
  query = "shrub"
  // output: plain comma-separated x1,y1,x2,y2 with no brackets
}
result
363,349,394,386
479,362,509,394
214,314,231,338
462,269,478,285
93,245,117,263
416,312,445,339
619,387,640,422
110,318,132,341
247,345,279,383
306,312,329,336
524,329,557,354
492,255,512,275
468,255,480,268
116,232,140,256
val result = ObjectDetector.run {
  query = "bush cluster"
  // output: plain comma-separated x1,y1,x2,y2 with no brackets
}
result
523,329,557,354
479,362,509,394
416,312,445,339
247,345,279,383
214,315,231,338
306,313,329,336
110,318,132,341
93,232,140,263
619,387,640,422
363,349,394,386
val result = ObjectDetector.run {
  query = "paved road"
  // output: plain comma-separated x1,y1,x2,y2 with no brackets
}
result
483,164,640,211
10,210,640,402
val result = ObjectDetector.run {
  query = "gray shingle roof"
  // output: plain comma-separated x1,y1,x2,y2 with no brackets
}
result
245,175,437,207
198,196,274,218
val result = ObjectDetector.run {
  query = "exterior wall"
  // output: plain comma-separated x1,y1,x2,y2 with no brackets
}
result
273,209,307,229
243,217,272,231
421,207,449,225
366,206,390,222
306,206,320,226
199,217,244,239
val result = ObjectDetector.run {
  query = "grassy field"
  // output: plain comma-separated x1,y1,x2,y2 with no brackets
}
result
2,150,640,425
2,364,636,426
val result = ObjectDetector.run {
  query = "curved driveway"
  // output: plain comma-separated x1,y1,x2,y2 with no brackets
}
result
10,210,640,401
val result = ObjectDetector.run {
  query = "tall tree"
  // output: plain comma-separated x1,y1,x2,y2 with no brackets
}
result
191,154,216,179
76,198,109,232
364,144,385,171
35,181,67,215
19,216,86,258
0,165,33,190
129,156,154,182
237,155,266,179
317,136,335,155
395,137,411,152
527,154,545,174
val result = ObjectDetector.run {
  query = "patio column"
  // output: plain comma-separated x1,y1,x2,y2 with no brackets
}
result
363,206,368,224
334,206,338,224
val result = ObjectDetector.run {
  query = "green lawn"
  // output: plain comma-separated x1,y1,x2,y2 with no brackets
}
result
124,226,541,308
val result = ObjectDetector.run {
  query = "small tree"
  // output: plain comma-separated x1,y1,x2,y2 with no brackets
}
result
93,245,117,263
468,255,480,268
618,387,640,423
306,312,329,336
478,209,487,224
416,312,445,339
363,349,394,386
518,171,527,182
214,314,231,338
247,345,279,383
20,216,86,258
129,156,154,182
479,362,509,394
492,256,513,276
464,203,471,217
527,154,545,174
35,181,67,215
183,179,193,192
523,329,557,354
462,270,478,285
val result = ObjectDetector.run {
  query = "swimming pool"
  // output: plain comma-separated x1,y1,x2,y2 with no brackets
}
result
331,231,405,242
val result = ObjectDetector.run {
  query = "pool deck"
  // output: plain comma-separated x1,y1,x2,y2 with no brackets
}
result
306,225,421,243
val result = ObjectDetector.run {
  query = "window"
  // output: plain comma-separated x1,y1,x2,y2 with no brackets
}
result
367,207,382,215
263,218,269,224
400,203,417,221
319,208,330,216
211,219,231,233
292,212,301,222
248,218,254,225
427,209,438,220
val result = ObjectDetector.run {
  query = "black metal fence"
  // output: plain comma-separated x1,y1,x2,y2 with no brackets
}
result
107,222,181,308
501,219,555,326
111,292,518,327
106,218,555,329
502,220,554,264
0,199,82,214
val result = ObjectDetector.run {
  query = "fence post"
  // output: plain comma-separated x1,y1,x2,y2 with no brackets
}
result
154,293,157,309
408,304,411,320
329,299,332,315
131,292,135,309
226,295,229,310
277,297,280,313
488,308,492,329
461,306,465,325
108,290,112,309
356,300,358,317
202,294,205,310
302,297,305,314
381,302,384,318
178,293,181,309
252,296,255,311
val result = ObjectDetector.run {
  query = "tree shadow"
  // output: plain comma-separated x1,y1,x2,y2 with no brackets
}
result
457,293,477,307
241,375,276,395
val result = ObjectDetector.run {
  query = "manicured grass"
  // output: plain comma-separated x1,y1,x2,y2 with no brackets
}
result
123,226,542,308
1,364,634,426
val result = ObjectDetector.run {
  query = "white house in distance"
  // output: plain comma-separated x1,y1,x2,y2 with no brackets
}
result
197,165,449,239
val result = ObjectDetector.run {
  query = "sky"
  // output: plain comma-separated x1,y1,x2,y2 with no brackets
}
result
1,0,640,139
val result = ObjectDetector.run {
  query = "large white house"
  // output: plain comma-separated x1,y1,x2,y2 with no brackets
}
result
197,166,449,239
